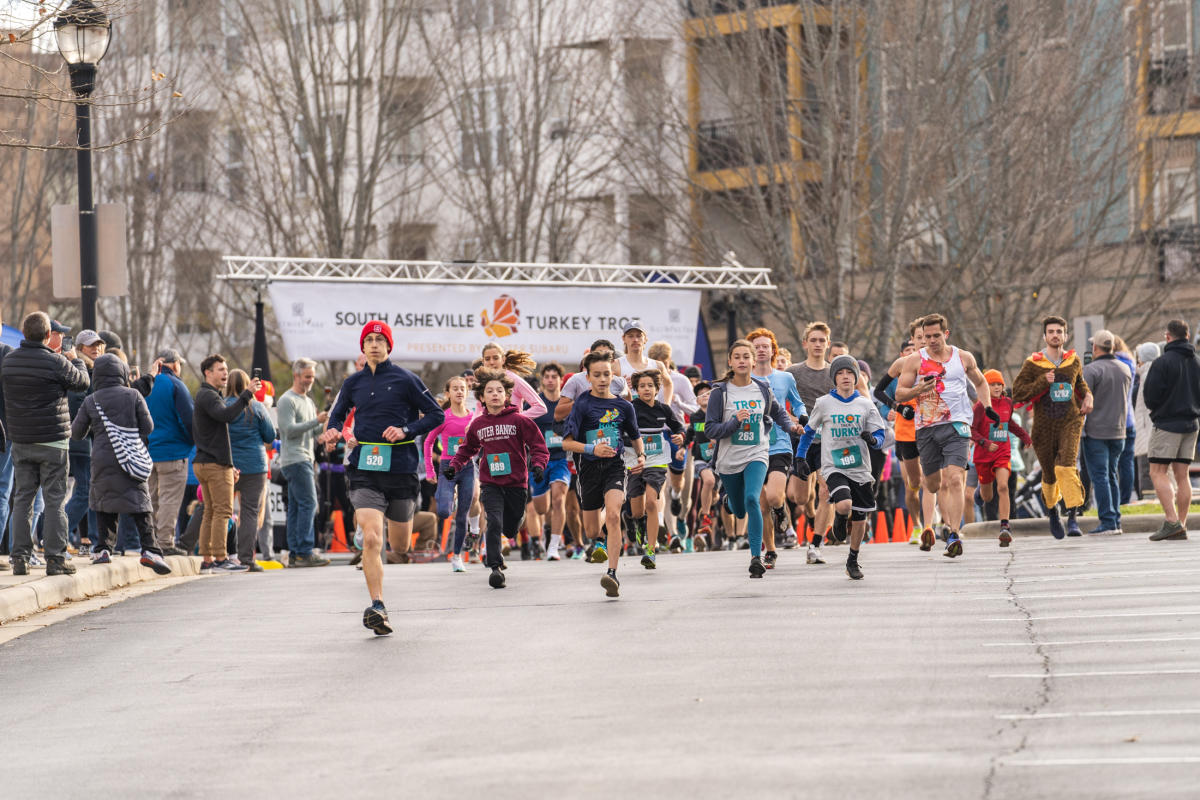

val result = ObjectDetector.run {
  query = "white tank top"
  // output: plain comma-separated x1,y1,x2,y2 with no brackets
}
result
617,355,670,402
915,346,972,428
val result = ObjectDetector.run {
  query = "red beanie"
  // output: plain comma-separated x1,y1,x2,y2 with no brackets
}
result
360,320,393,353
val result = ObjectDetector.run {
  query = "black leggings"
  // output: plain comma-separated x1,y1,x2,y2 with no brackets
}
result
95,511,158,555
481,483,526,569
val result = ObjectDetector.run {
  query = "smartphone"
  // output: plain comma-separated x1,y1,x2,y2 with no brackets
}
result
252,367,262,380
61,335,74,353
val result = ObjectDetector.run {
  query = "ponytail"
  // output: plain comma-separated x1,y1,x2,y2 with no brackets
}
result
721,338,754,383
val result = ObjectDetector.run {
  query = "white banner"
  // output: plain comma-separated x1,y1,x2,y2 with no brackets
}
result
267,282,701,364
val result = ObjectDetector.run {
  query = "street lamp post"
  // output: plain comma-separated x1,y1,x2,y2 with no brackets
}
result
54,0,111,331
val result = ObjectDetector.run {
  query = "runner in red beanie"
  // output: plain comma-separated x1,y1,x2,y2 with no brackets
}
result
360,320,393,353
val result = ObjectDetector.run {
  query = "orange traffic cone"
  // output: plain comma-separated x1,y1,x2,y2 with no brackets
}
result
873,511,888,543
328,510,350,553
440,518,451,553
893,509,909,542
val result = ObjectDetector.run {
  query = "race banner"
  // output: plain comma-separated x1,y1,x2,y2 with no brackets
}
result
267,282,702,363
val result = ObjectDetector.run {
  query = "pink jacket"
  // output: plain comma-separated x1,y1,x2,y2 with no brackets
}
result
508,370,547,419
424,407,476,481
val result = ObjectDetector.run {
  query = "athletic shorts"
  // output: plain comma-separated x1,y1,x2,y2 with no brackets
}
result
347,469,419,523
895,440,919,462
1149,427,1199,464
693,459,712,479
768,452,793,476
915,423,971,474
869,448,885,483
804,441,822,474
577,457,627,511
975,458,1011,485
668,438,687,474
531,459,571,498
825,472,875,519
626,466,667,498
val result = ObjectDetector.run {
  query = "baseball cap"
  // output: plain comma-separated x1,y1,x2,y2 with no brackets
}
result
622,322,646,336
76,329,103,347
156,348,183,364
50,320,70,334
1092,329,1115,351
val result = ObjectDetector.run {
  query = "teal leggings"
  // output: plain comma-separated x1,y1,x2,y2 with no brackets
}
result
718,460,768,557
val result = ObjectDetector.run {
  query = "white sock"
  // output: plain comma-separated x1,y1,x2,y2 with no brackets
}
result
468,514,480,535
548,534,562,555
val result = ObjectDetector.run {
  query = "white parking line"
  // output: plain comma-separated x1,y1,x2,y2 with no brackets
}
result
984,635,1200,648
1002,757,1200,766
982,609,1200,622
989,669,1200,678
995,709,1200,720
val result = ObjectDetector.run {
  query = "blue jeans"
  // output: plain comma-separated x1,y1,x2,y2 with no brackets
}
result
435,465,476,554
1118,425,1136,505
718,460,769,557
65,452,98,548
281,462,317,556
0,446,12,553
1082,436,1124,531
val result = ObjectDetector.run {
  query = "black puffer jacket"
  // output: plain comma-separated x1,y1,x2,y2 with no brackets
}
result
70,355,153,514
0,339,90,444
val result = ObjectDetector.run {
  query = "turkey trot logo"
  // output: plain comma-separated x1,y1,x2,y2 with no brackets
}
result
481,294,520,338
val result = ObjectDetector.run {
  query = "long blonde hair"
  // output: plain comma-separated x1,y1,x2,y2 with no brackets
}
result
482,342,537,376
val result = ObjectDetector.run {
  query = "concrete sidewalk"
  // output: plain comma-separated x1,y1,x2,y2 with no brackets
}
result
961,514,1189,539
0,553,203,625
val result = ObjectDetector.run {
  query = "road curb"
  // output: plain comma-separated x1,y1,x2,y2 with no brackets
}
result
961,514,1171,539
0,555,202,625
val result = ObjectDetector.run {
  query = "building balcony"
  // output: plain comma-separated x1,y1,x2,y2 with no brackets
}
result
695,115,791,173
1148,54,1200,115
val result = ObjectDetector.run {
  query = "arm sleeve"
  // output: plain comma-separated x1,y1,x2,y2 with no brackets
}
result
673,375,699,416
256,406,278,444
423,419,447,480
327,385,353,433
786,376,806,418
970,404,989,447
663,404,684,435
449,421,481,472
1010,416,1032,447
767,394,794,434
563,399,584,441
71,402,92,440
1141,362,1165,411
1074,364,1090,399
620,401,641,443
509,373,547,419
873,373,896,409
703,386,741,441
795,426,817,459
1010,360,1041,404
199,388,251,423
174,382,195,441
61,357,90,392
137,395,155,440
866,405,886,448
132,373,154,397
403,379,445,439
524,417,551,471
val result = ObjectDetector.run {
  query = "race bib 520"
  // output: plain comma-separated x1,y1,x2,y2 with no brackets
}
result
357,445,391,472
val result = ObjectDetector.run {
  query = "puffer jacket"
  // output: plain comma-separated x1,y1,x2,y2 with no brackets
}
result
1,339,90,443
70,355,154,514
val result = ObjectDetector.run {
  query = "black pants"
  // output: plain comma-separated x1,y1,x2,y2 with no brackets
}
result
95,511,159,555
481,484,526,569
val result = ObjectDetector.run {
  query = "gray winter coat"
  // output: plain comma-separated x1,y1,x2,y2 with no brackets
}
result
70,355,154,514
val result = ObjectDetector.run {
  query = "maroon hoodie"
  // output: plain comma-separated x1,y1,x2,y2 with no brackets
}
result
449,403,550,488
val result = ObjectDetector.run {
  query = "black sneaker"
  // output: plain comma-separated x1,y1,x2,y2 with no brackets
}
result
162,546,189,557
1048,511,1065,540
363,603,393,636
46,559,76,576
601,570,620,597
670,495,683,516
520,540,532,561
772,507,790,540
488,567,506,588
764,550,778,570
668,535,683,553
749,556,765,578
846,558,863,580
200,561,214,573
245,560,265,573
11,558,28,576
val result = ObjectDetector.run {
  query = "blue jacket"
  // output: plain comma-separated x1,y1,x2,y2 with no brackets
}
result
327,361,444,475
147,369,195,462
225,397,277,474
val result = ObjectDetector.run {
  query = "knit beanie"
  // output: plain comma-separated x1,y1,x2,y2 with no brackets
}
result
829,355,860,383
360,320,394,353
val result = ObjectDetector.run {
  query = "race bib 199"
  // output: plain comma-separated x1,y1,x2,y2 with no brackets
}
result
988,422,1009,442
1050,382,1073,403
447,436,463,456
487,453,512,476
835,445,863,469
357,445,391,472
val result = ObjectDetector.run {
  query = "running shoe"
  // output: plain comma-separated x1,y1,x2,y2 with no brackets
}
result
502,539,512,556
1149,520,1187,541
671,493,683,516
213,558,249,572
806,544,825,565
451,554,466,572
749,555,765,578
1065,516,1082,537
919,528,935,551
91,549,112,565
846,557,863,580
640,552,656,570
28,552,44,567
363,602,393,636
571,549,585,560
139,550,172,576
465,531,480,552
675,518,687,538
199,561,213,573
764,550,777,569
773,507,790,541
601,570,620,597
782,529,798,549
943,532,963,558
668,535,683,553
998,526,1012,548
488,567,506,588
699,513,714,535
590,542,608,564
908,527,922,545
1048,511,1066,540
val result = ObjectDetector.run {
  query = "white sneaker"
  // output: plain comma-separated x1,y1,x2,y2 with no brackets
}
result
450,554,466,573
806,544,825,565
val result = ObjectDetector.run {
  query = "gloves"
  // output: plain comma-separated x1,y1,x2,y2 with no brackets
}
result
861,431,877,448
530,465,545,484
792,459,811,480
797,414,809,428
985,406,1001,424
441,462,457,479
898,404,915,421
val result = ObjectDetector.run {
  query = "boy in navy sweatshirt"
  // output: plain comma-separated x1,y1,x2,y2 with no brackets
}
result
446,369,550,589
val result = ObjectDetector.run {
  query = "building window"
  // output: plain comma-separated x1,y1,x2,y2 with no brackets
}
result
226,129,245,202
172,112,210,193
625,39,666,132
454,0,507,31
1158,166,1197,226
174,250,218,334
389,223,436,260
382,78,430,164
460,85,507,171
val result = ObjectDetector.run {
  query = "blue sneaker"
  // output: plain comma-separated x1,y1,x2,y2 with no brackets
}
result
213,558,248,572
1048,511,1065,540
943,532,963,558
1066,516,1082,537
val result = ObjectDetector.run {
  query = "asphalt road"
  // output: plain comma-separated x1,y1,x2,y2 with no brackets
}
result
2,533,1198,799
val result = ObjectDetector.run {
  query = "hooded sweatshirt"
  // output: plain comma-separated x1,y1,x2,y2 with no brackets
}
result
1142,338,1200,433
448,403,550,489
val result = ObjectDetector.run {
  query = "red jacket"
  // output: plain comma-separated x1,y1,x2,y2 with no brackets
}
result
449,404,550,488
971,396,1031,463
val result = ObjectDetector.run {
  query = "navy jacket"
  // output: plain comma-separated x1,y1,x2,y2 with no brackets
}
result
703,377,794,466
327,361,444,475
